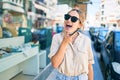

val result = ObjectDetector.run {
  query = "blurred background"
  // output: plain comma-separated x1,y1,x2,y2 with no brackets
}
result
0,0,120,80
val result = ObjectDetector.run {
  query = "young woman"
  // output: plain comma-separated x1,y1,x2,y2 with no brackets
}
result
48,9,94,80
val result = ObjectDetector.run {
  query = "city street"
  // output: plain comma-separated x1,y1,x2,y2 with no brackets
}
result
0,0,120,80
84,30,104,80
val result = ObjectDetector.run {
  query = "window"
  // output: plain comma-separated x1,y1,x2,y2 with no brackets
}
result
101,17,104,21
19,0,22,3
102,4,104,9
115,32,120,47
113,24,117,27
118,1,120,5
28,1,32,12
106,32,113,45
102,11,104,15
101,24,105,27
99,30,108,37
16,0,18,3
37,0,44,3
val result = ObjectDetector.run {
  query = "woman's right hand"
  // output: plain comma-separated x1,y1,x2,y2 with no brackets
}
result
62,32,73,45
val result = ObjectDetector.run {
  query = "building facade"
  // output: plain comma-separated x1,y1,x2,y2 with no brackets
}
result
27,0,57,29
100,0,120,28
0,0,29,37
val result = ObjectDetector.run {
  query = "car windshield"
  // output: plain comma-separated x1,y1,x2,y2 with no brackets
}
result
40,30,46,35
115,32,120,47
99,30,108,37
94,28,99,32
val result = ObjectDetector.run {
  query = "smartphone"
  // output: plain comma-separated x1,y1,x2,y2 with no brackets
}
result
69,28,79,36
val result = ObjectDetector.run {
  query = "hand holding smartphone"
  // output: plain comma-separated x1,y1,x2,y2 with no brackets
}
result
69,28,79,36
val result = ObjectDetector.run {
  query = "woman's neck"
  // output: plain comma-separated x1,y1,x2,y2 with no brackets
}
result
72,32,79,44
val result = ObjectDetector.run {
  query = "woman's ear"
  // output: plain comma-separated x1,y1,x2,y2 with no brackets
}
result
79,23,82,28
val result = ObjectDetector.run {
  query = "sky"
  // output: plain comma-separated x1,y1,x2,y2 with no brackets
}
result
86,0,101,26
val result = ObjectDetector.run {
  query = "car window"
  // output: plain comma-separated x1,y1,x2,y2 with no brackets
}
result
106,34,110,43
106,32,113,44
40,30,46,35
115,32,120,47
99,30,108,37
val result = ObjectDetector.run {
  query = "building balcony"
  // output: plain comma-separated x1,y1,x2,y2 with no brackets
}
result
0,0,25,13
1,0,23,7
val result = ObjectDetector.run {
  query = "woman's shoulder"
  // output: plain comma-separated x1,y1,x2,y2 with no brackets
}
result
53,33,62,37
52,32,62,39
79,32,91,42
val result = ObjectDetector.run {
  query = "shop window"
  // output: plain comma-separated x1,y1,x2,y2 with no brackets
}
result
102,11,104,15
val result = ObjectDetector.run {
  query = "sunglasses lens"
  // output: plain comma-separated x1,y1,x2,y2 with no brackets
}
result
71,17,78,22
64,14,79,23
64,14,70,20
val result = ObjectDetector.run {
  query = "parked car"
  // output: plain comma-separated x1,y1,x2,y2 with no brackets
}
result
89,27,95,36
56,26,63,33
94,29,108,52
89,27,99,41
2,27,12,38
18,27,32,43
100,30,120,80
32,28,52,50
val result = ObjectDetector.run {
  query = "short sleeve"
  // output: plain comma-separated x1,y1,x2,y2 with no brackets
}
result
48,34,60,59
88,38,94,64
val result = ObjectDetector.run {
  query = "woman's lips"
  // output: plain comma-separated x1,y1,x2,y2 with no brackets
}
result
65,25,72,30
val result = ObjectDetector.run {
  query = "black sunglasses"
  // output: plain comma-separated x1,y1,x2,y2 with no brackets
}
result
64,14,80,23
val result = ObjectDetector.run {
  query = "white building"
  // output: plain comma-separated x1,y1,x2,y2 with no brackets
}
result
100,0,120,27
116,0,120,27
27,0,57,28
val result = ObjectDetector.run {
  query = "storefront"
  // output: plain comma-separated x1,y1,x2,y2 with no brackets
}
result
0,1,27,38
2,2,26,26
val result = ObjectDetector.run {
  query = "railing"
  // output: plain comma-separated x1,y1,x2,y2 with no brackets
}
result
34,63,54,80
2,0,23,7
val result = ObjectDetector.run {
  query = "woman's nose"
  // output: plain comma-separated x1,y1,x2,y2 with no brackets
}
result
67,17,71,22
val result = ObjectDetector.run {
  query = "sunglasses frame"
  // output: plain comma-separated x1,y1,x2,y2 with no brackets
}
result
64,14,80,23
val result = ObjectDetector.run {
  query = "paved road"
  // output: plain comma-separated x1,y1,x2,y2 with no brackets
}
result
84,30,104,80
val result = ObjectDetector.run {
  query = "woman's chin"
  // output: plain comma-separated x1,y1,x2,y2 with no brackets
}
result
65,28,71,31
64,29,70,32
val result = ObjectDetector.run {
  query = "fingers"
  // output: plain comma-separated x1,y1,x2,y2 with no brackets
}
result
63,33,73,44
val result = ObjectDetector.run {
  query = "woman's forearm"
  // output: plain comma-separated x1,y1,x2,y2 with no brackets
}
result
88,64,94,80
51,41,68,68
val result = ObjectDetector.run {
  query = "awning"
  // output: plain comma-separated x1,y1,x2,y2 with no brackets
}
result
3,3,25,13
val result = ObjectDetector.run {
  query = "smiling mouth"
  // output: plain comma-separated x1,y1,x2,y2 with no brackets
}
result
66,25,72,28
